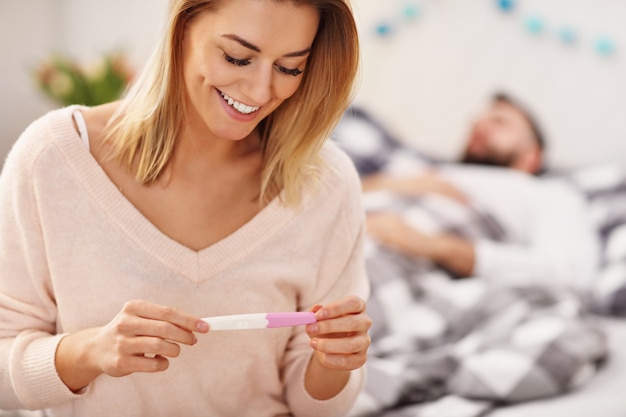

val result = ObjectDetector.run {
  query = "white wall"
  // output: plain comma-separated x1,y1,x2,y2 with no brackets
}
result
351,0,626,169
0,0,63,161
59,0,168,66
0,0,168,162
2,0,625,168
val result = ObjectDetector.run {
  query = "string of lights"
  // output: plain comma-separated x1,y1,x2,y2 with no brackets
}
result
372,0,619,58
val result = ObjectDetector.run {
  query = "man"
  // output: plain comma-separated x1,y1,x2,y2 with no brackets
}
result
334,93,600,290
460,93,546,174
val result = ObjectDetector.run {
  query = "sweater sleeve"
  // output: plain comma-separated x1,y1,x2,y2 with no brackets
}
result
282,145,370,417
0,117,83,410
473,178,601,291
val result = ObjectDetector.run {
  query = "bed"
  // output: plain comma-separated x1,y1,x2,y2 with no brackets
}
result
335,107,626,417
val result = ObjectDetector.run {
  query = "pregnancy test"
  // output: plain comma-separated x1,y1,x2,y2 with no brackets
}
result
202,312,316,331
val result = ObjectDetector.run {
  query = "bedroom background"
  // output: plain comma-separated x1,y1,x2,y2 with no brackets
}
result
352,0,626,170
1,1,625,417
1,0,625,170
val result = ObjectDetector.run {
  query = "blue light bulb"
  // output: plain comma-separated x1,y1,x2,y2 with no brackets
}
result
524,15,545,35
376,22,394,37
402,3,420,20
497,0,515,13
559,27,578,45
595,36,616,56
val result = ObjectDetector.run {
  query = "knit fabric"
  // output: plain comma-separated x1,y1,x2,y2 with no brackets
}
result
0,106,369,417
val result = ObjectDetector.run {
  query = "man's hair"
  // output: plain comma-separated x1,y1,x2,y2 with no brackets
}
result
492,92,547,151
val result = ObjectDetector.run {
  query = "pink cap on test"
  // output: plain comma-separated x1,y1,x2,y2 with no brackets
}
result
266,312,316,328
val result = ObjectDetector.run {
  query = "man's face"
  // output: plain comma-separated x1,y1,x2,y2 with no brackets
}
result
461,100,538,170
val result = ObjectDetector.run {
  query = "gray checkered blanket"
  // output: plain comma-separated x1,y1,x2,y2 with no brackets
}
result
347,192,608,417
566,165,626,316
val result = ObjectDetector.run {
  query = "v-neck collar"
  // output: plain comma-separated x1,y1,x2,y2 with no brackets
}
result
48,106,299,282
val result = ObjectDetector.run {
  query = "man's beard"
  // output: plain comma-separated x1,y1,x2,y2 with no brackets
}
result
460,152,514,168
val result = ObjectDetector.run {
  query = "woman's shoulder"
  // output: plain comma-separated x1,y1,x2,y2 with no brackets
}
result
302,141,363,216
79,101,119,148
317,140,361,189
4,106,79,170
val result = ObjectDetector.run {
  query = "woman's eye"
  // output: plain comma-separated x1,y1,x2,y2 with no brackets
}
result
223,53,250,67
275,65,303,77
222,51,302,76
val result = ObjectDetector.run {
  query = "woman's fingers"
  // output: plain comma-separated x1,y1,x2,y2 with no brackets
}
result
307,313,370,337
314,295,367,320
306,296,372,371
93,300,210,378
311,333,369,355
315,351,368,370
130,336,183,358
310,332,370,370
136,318,199,346
122,300,209,336
113,301,206,347
308,295,371,337
112,353,171,374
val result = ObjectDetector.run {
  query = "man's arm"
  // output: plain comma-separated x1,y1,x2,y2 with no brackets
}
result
366,212,475,277
361,172,468,203
366,176,601,288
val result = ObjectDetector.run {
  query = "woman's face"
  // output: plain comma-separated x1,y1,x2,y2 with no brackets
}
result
181,0,320,142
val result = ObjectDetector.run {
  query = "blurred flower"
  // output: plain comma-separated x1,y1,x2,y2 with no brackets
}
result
34,52,134,107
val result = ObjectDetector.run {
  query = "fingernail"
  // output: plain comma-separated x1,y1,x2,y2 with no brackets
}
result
310,339,318,349
307,324,319,334
316,309,328,320
197,321,209,332
192,335,198,344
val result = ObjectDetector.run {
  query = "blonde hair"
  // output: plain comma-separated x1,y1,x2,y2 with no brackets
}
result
106,0,359,206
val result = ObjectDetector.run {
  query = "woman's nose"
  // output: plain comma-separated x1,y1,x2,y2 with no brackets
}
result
244,65,273,105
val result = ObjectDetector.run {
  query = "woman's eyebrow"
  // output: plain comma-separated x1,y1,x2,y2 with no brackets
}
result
222,34,311,57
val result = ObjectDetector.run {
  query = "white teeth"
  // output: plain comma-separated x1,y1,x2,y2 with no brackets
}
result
219,91,260,115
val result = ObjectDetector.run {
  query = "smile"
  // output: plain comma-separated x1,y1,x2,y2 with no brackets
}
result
218,90,260,115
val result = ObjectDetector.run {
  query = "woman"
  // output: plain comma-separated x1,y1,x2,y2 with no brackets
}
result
0,1,370,416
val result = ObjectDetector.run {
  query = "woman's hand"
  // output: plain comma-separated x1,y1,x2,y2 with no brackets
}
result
304,295,371,399
56,300,209,391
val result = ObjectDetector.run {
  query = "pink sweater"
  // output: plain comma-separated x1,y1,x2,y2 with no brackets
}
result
0,106,369,417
